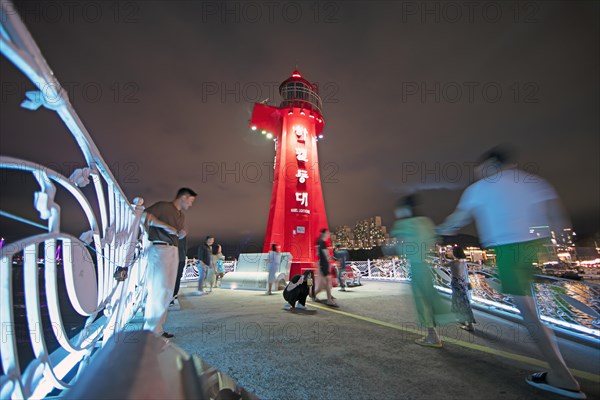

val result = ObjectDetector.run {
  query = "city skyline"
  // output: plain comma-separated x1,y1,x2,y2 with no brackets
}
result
1,1,598,251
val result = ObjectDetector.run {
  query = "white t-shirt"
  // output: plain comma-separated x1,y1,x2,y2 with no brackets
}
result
442,169,558,247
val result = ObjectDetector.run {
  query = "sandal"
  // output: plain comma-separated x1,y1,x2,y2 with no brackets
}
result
414,338,442,348
526,372,586,399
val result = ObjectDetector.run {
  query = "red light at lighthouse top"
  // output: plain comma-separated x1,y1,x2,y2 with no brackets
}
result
249,70,330,278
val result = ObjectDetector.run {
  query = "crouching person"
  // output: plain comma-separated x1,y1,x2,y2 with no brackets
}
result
283,270,314,310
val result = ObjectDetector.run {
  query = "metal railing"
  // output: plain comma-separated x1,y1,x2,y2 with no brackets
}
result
354,258,600,342
183,257,599,342
1,2,148,398
181,258,237,282
279,82,323,114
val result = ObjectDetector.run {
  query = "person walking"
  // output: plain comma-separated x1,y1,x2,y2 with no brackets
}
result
448,246,476,331
208,244,224,292
266,243,281,295
197,236,214,294
313,229,337,307
391,195,453,348
436,147,585,399
214,244,226,287
143,187,196,339
333,244,350,291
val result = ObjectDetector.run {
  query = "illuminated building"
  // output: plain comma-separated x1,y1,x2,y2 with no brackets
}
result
331,216,394,249
530,225,579,263
332,225,354,248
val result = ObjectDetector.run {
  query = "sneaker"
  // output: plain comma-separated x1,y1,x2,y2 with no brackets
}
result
161,331,174,339
296,303,307,310
283,303,292,310
338,288,346,292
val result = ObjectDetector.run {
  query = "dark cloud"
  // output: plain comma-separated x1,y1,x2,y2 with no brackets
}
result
1,1,598,251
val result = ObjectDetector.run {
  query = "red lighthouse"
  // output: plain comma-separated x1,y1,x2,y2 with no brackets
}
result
249,70,329,278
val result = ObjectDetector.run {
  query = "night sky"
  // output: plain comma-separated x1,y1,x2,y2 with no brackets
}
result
1,1,598,254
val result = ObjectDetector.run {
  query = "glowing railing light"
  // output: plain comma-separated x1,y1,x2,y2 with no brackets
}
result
288,110,293,115
0,7,150,398
542,316,600,337
261,130,266,135
251,126,257,131
266,133,273,139
292,73,302,78
300,109,305,116
309,114,315,119
30,351,85,399
318,134,324,139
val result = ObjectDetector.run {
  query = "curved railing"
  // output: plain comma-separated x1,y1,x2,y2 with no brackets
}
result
279,82,323,114
182,256,599,342
0,2,148,398
346,258,600,343
181,258,236,282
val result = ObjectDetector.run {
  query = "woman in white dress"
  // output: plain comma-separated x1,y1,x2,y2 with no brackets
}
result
266,243,280,295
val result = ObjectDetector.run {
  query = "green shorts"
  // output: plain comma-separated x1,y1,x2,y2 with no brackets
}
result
492,238,548,296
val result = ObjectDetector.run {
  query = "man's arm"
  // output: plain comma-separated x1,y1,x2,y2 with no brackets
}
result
435,208,472,236
143,212,178,235
544,198,571,234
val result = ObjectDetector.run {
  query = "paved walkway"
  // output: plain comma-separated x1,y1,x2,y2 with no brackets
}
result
142,281,600,400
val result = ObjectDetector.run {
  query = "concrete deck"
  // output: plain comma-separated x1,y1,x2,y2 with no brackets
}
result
134,281,600,400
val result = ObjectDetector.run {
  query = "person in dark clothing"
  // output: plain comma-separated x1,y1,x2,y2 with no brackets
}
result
333,244,350,291
313,228,338,307
283,270,314,310
197,236,214,292
172,236,187,301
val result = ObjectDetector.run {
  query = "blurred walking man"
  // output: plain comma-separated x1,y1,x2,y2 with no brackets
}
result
436,148,584,399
